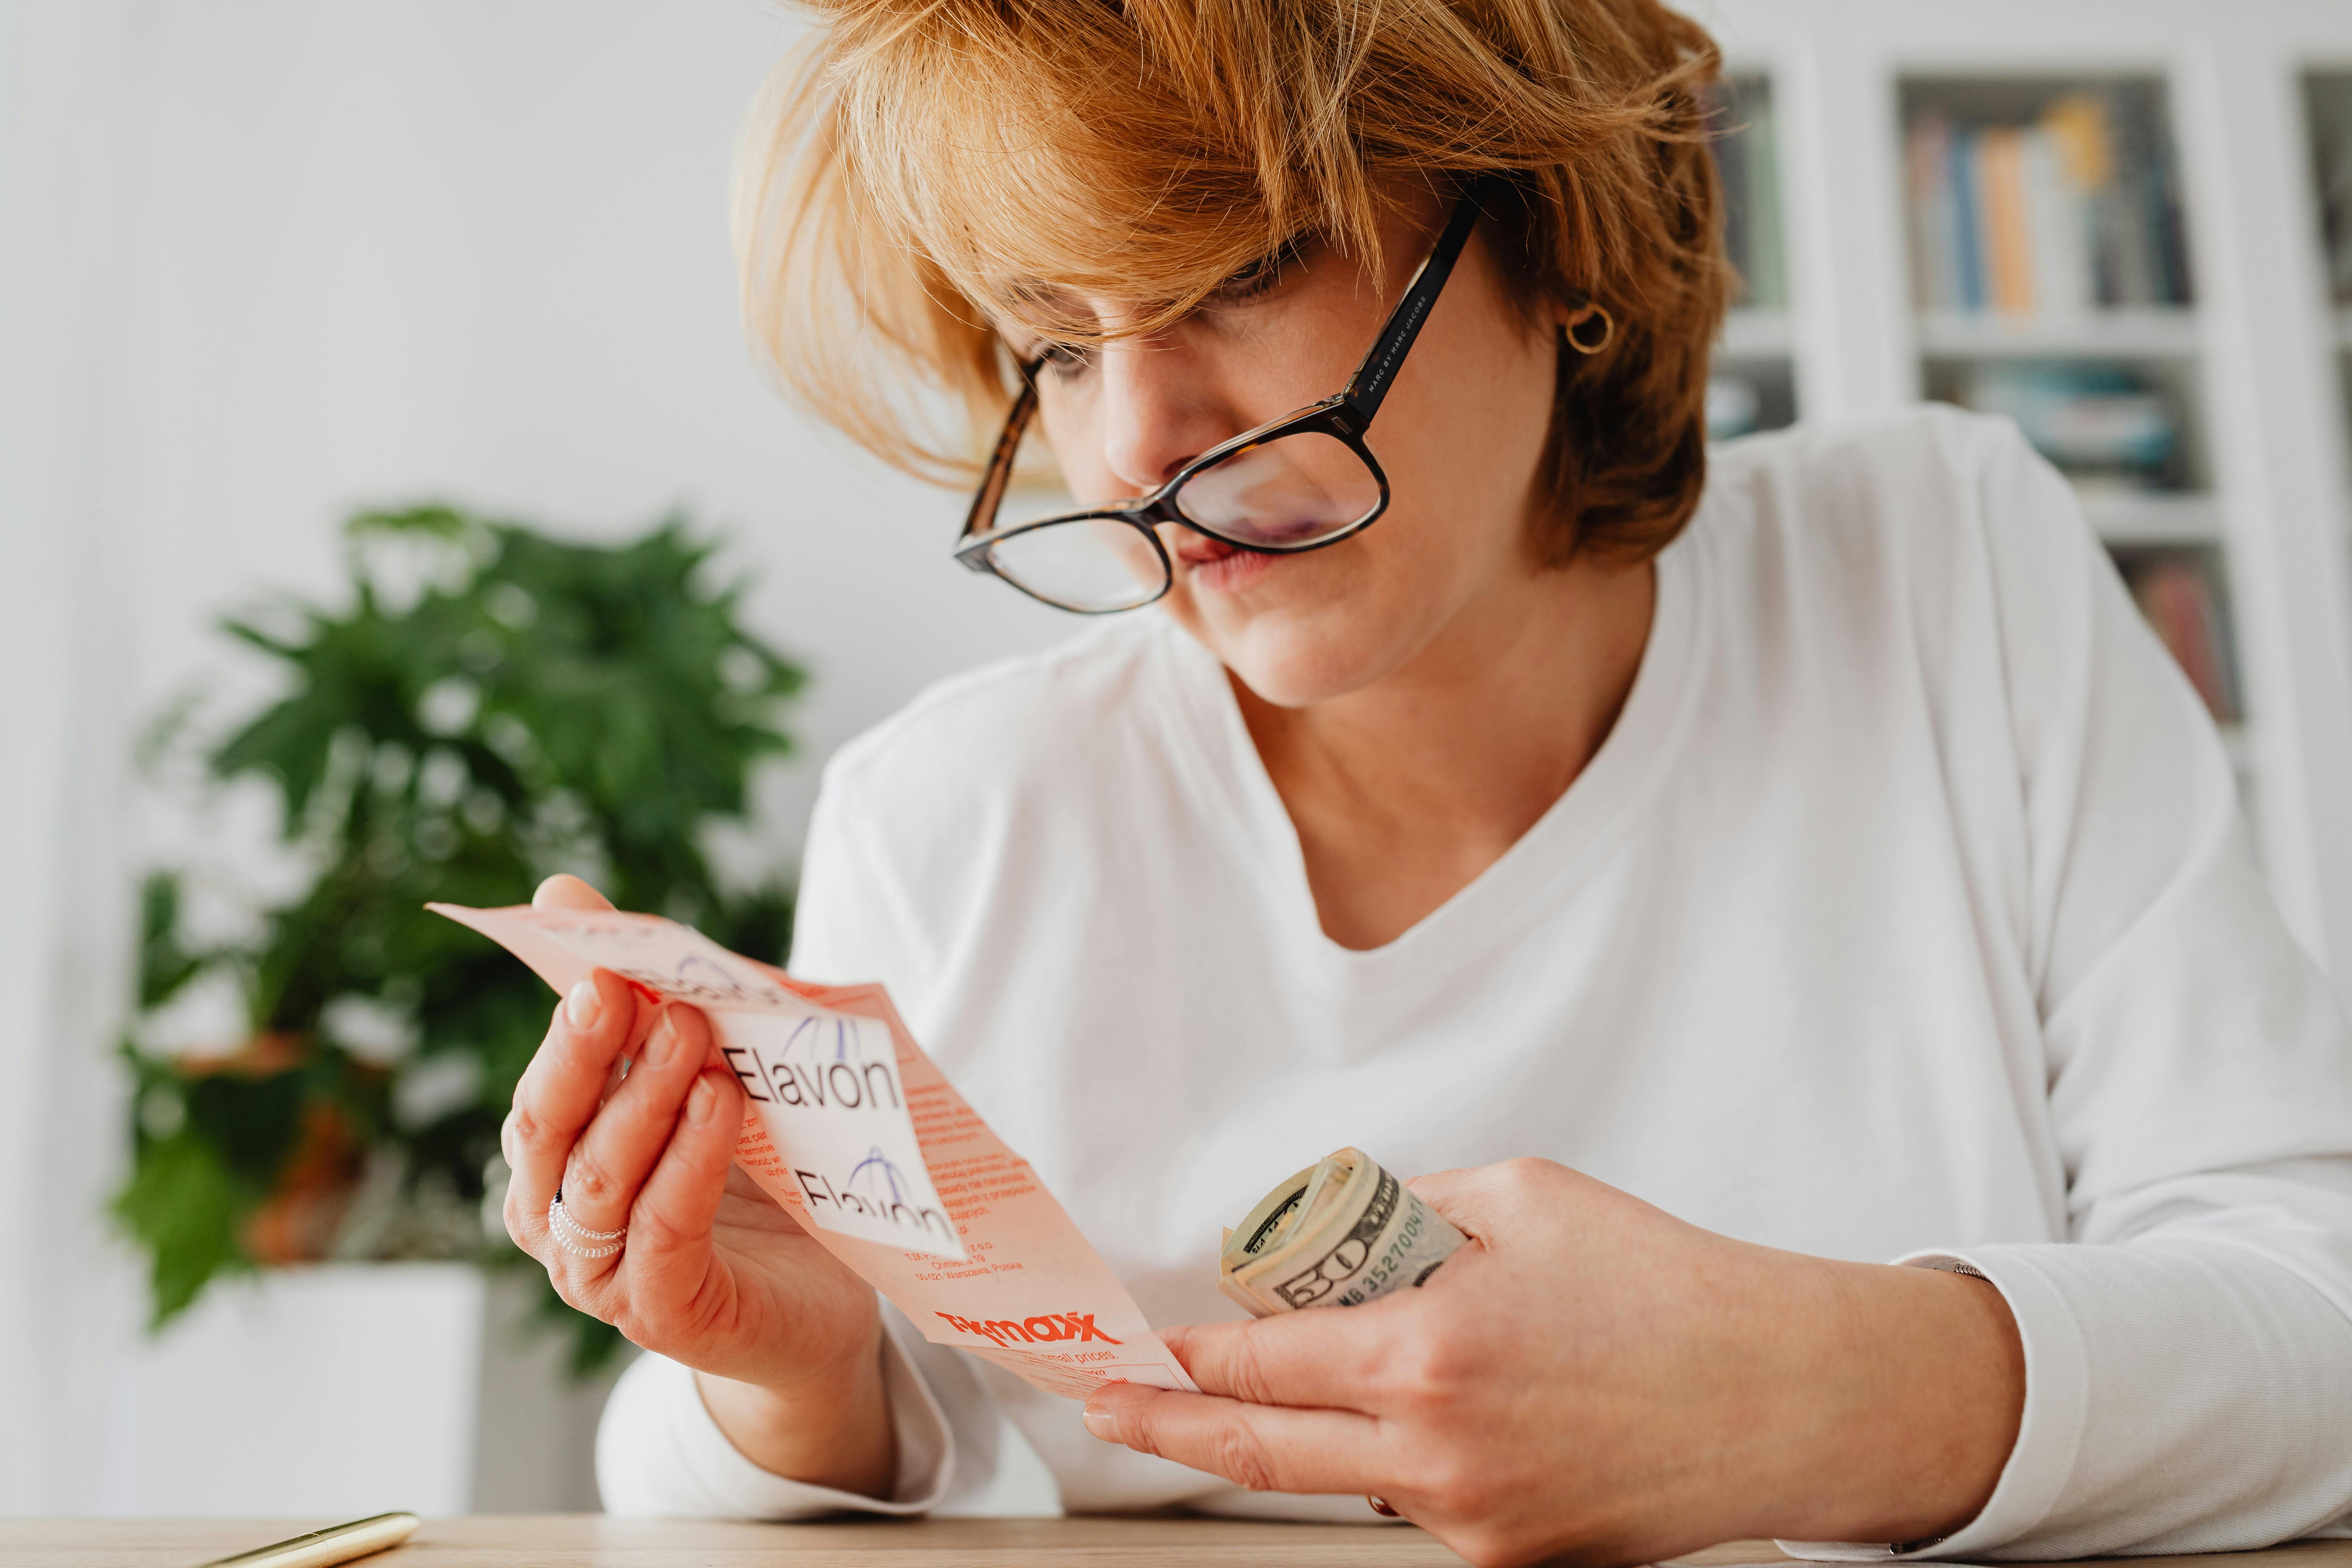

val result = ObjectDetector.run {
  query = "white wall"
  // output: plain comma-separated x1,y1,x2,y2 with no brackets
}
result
0,0,142,1519
115,0,1072,855
2,0,1071,1513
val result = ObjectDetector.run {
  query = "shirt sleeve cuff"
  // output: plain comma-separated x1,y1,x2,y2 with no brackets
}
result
1775,1248,2090,1561
596,1327,956,1519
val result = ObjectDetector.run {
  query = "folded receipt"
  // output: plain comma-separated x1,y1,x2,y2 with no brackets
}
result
432,903,1197,1400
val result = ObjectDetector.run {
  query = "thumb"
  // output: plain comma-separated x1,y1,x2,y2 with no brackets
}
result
534,873,617,913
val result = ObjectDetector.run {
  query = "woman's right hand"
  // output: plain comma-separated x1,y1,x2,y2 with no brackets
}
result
500,874,896,1496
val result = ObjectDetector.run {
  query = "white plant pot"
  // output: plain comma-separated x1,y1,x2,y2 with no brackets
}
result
100,1262,626,1516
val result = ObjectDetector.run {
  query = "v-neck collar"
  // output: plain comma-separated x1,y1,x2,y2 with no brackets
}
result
1158,517,1709,993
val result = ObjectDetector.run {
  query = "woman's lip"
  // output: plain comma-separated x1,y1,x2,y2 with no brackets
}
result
1182,541,1275,594
1171,533,1240,567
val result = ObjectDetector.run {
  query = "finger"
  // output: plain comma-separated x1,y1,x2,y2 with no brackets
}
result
623,1068,747,1301
527,879,658,1089
510,968,651,1158
504,969,649,1253
533,873,617,913
558,1003,710,1235
1159,1309,1399,1412
1082,1382,1386,1496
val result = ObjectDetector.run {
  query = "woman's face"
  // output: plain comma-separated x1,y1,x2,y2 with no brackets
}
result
1004,192,1569,708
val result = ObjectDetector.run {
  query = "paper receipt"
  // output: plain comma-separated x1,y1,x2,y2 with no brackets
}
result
431,903,1198,1400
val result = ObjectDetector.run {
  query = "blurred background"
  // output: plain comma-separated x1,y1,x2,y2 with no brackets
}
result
4,0,2352,1522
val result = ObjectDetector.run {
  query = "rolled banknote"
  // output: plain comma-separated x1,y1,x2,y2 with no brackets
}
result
1217,1147,1467,1317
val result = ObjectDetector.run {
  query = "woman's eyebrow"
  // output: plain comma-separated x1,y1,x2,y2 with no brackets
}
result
987,243,1311,346
1211,231,1315,291
991,279,1088,330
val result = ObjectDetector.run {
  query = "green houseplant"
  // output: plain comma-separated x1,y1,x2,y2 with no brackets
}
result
115,504,803,1370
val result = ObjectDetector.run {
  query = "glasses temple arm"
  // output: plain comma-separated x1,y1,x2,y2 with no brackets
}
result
1339,185,1489,425
961,372,1041,542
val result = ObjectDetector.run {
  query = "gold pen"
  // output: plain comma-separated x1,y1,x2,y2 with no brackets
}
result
193,1512,420,1568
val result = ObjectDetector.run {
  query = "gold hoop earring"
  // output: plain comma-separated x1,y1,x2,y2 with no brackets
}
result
1564,303,1614,355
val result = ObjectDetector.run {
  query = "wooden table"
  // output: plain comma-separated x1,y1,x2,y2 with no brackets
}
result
10,1518,2352,1568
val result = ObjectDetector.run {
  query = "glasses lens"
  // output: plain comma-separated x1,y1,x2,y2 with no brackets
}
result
992,412,1100,532
986,516,1168,612
1172,430,1381,548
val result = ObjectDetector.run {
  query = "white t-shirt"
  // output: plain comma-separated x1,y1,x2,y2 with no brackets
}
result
597,406,2352,1559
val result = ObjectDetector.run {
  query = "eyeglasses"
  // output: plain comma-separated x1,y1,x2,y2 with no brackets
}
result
952,188,1487,614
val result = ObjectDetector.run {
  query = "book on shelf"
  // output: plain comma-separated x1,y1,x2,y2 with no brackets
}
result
1906,82,2192,316
2113,547,2241,726
1711,80,1788,311
1952,361,2181,489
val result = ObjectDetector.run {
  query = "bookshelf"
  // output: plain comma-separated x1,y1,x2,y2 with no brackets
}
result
1900,70,2244,784
1696,0,2352,1000
1709,75,1800,440
1900,81,2212,492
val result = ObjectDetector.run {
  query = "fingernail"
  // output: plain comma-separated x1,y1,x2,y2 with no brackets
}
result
643,1011,677,1068
1081,1404,1120,1443
564,978,602,1031
687,1075,718,1125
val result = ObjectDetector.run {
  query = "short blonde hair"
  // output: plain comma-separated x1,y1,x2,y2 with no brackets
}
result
735,0,1733,565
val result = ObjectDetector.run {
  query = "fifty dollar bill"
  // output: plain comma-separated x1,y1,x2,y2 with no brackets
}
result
1217,1147,1466,1317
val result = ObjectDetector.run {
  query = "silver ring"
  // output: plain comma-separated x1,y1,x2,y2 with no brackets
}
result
551,1189,626,1240
549,1191,625,1258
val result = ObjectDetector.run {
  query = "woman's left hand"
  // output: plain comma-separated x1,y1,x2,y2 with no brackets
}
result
1082,1158,2024,1568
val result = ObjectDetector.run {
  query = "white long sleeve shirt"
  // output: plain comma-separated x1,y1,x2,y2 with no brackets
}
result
598,406,2352,1558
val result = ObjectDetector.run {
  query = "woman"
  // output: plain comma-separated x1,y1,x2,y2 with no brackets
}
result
496,1,2352,1564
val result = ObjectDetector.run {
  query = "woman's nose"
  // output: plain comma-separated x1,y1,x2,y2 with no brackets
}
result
1094,339,1238,497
